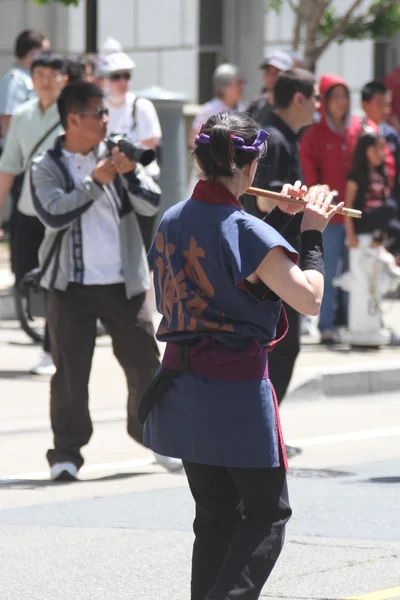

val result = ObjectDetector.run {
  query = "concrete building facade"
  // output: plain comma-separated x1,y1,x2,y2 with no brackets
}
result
0,0,399,110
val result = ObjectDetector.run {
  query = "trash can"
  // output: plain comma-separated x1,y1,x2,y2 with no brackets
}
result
137,86,187,227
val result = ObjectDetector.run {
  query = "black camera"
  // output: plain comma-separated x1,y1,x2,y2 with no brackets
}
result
106,133,156,167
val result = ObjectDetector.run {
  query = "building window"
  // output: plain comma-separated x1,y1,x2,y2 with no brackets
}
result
198,0,223,104
374,34,400,80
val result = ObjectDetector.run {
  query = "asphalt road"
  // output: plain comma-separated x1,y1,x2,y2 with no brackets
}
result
0,321,400,600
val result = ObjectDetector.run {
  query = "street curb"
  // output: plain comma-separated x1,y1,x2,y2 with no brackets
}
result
287,362,400,399
0,288,16,320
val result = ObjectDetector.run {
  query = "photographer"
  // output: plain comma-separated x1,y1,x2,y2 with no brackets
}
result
30,81,162,481
98,38,162,253
99,38,161,179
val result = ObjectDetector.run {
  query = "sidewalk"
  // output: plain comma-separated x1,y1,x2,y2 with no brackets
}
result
288,333,400,398
1,239,400,399
0,241,13,290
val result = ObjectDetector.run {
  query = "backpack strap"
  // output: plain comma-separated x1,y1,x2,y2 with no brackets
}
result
131,96,141,131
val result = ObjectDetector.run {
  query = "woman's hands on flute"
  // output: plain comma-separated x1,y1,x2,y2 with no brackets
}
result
278,180,344,231
300,185,344,233
278,180,307,214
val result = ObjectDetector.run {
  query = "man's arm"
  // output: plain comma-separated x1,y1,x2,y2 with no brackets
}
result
0,172,15,236
30,155,105,230
0,115,12,136
121,163,161,217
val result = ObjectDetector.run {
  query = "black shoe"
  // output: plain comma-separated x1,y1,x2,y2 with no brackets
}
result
285,444,302,459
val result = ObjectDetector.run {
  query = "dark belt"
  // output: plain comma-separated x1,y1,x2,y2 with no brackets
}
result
137,344,190,425
137,338,270,425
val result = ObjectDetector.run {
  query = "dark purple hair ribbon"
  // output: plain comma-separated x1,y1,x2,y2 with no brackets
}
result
194,129,269,152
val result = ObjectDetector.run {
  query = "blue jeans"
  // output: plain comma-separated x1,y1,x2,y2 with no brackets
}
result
319,224,348,332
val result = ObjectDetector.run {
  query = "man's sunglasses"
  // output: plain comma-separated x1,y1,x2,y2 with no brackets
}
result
109,72,131,82
80,107,109,120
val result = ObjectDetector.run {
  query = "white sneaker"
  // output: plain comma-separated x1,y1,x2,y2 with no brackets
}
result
30,352,56,376
154,453,183,473
50,461,78,482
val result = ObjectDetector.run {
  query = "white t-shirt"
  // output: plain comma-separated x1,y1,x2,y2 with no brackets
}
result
192,97,246,132
105,92,161,179
62,149,124,286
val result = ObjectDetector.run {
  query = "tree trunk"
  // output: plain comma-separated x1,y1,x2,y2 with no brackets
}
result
303,0,331,72
292,0,308,51
307,0,365,68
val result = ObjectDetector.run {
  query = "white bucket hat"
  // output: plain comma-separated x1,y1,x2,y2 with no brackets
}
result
98,37,135,77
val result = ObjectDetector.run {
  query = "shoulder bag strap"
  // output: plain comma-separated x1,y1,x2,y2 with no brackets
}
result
27,120,61,165
40,228,67,279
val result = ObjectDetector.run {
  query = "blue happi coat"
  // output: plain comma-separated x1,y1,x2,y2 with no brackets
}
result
144,180,298,468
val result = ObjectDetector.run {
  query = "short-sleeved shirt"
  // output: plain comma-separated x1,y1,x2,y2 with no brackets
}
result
0,66,35,144
0,98,62,216
105,92,161,179
144,180,298,468
0,66,35,115
348,168,390,234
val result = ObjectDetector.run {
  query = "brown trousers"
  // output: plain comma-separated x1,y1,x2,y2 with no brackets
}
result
46,283,160,469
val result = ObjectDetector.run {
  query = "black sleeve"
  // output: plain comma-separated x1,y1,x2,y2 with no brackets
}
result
263,207,295,233
254,135,291,193
347,169,358,183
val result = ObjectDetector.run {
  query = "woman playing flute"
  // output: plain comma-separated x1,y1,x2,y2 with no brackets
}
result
140,111,343,600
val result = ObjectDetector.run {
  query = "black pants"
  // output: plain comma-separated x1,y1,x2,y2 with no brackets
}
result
268,302,300,405
12,209,50,352
46,283,160,469
2,173,23,239
183,461,291,600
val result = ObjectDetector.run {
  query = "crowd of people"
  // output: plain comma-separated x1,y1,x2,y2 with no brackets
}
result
0,30,399,470
0,29,183,477
0,27,399,600
190,49,400,345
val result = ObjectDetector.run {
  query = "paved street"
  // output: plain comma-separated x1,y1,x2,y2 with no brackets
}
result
1,318,400,600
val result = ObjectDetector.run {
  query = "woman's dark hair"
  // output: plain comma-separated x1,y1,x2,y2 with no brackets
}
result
193,112,266,179
31,52,66,74
349,130,387,190
57,81,104,129
66,57,87,83
15,29,46,60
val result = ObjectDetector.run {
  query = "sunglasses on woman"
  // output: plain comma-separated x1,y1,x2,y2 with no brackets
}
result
109,72,131,82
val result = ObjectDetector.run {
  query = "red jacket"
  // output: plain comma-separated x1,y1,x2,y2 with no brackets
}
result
300,74,362,224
